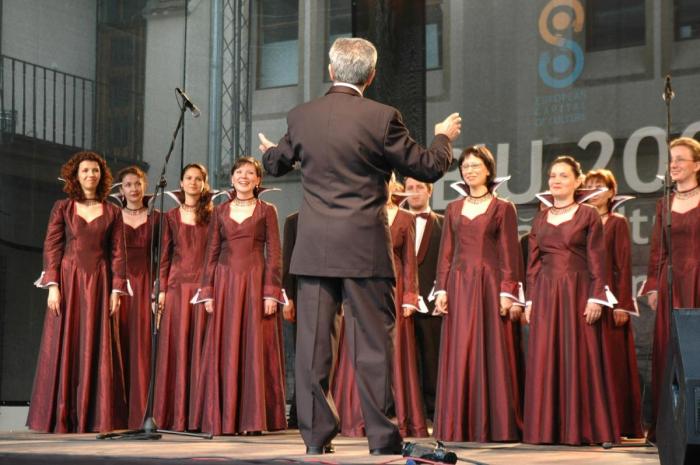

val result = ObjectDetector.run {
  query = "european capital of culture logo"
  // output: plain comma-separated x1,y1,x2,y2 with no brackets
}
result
538,0,585,89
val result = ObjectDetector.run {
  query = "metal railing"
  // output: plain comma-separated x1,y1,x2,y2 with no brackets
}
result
0,55,95,149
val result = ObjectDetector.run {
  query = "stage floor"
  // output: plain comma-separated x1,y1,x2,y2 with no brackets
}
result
0,430,660,465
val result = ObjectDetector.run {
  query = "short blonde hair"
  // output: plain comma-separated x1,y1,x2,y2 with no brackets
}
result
670,137,700,183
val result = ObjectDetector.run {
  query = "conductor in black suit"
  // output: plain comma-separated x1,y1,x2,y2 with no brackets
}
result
259,37,461,455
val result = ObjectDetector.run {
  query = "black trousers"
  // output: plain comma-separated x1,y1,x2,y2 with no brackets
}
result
413,313,443,419
295,276,401,450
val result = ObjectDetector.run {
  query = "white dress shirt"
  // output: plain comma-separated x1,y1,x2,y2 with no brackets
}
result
332,82,363,96
413,206,431,254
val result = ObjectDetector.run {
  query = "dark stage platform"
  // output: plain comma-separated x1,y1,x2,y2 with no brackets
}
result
0,430,659,465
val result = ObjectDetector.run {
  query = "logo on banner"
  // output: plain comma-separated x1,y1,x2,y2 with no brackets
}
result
538,0,585,88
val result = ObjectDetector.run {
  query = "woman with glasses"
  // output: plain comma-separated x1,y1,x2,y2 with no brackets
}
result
523,156,616,445
641,136,700,438
432,145,524,442
584,169,643,441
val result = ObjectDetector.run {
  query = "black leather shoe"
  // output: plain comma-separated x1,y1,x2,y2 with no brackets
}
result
305,443,335,454
369,444,403,455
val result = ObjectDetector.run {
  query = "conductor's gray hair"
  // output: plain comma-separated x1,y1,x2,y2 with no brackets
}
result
328,37,377,85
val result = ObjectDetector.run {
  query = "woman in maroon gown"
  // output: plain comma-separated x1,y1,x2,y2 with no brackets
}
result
584,169,643,440
432,145,524,442
153,163,212,431
192,157,287,435
28,151,129,433
332,177,428,438
115,166,161,429
524,156,616,445
641,137,700,438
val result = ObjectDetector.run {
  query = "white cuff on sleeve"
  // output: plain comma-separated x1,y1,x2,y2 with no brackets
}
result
264,289,289,306
417,296,430,314
33,271,58,289
587,285,618,308
613,307,639,316
427,283,443,302
190,289,212,305
112,279,134,297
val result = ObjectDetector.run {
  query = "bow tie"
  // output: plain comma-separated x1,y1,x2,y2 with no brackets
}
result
416,213,431,220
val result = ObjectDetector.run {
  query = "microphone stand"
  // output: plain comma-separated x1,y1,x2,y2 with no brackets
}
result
662,75,675,321
97,95,212,440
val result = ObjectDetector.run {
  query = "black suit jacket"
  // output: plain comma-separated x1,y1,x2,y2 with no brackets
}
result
416,211,443,310
263,85,453,278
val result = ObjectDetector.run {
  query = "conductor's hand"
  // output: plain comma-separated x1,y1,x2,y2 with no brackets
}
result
48,285,61,317
258,133,277,154
204,300,214,314
264,298,278,316
584,302,602,325
434,113,462,142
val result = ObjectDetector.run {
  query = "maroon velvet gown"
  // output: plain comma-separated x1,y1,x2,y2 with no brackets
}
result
641,197,700,435
28,199,129,433
433,197,523,442
524,204,615,445
153,207,209,431
118,210,160,429
599,213,643,440
191,199,287,435
332,209,428,438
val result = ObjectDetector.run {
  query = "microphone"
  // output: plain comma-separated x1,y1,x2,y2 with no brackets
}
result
176,88,201,118
402,441,457,464
662,74,675,102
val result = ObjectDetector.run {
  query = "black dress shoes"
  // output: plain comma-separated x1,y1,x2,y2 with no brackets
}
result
369,443,403,455
305,443,335,454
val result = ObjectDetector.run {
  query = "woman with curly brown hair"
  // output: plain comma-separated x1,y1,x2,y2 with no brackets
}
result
27,151,130,433
153,163,213,431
